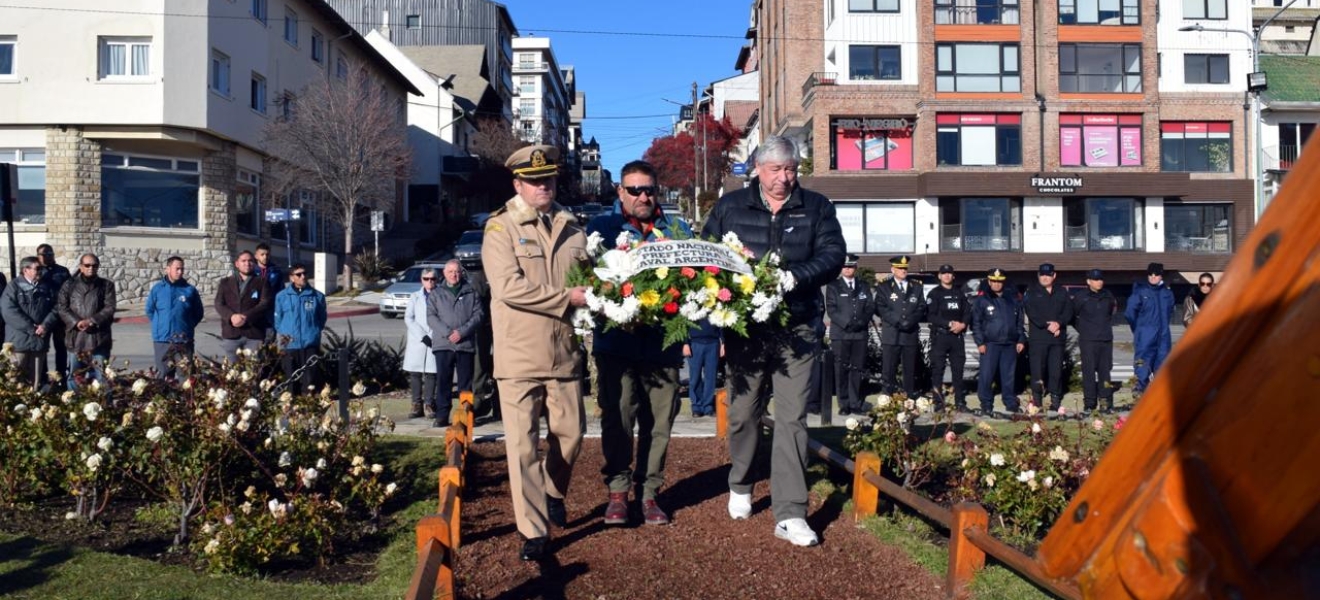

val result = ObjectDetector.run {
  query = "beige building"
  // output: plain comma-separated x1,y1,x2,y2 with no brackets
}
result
0,0,416,300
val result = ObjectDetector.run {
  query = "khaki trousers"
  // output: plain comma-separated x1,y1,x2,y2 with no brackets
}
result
497,376,585,539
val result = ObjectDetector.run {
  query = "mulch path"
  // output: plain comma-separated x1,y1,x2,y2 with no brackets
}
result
454,437,944,600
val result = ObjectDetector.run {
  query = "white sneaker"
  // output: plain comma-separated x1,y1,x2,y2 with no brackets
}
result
727,491,752,520
774,518,819,547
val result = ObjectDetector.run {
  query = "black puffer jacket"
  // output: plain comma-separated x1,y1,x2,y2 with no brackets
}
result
701,181,846,323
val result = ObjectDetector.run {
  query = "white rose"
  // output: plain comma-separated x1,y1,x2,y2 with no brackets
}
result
131,378,149,396
877,394,892,408
1016,469,1036,483
103,367,116,382
351,381,367,397
984,473,997,487
1043,476,1055,489
146,426,164,443
85,453,103,472
371,463,384,474
368,407,379,420
278,452,292,467
182,378,193,390
895,412,909,424
1031,422,1042,434
65,511,78,520
316,457,328,469
845,417,860,431
82,402,102,422
121,412,134,428
385,482,398,496
1049,446,1070,462
13,403,27,414
97,436,114,452
352,455,366,467
61,390,75,404
301,468,319,488
245,397,260,410
989,453,1006,467
274,473,288,487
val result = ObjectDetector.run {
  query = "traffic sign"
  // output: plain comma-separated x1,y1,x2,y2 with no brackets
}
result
264,208,302,223
731,162,747,176
371,210,385,232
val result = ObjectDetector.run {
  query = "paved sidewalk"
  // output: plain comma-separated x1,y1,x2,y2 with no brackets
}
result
111,295,378,324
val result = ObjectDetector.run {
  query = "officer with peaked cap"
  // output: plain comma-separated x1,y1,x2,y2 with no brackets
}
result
825,253,874,415
925,264,971,411
970,268,1026,417
874,255,925,398
1073,268,1118,414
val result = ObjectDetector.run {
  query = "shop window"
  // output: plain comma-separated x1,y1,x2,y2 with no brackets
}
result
830,118,914,171
1058,0,1140,24
235,170,259,236
836,203,915,254
940,198,1022,252
1059,43,1142,93
936,113,1021,166
1160,121,1232,172
935,0,1020,24
936,43,1020,92
1060,114,1142,167
1064,198,1145,251
849,45,901,81
1165,203,1231,253
101,153,200,228
0,148,46,224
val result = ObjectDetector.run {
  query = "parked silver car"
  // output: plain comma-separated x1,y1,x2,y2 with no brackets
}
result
379,262,446,318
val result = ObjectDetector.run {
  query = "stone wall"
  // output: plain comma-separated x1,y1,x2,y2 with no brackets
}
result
99,246,235,306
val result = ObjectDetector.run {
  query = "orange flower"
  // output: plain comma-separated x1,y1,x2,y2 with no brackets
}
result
680,267,697,279
621,282,634,297
667,287,680,300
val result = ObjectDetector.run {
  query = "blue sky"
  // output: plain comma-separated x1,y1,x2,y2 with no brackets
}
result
499,1,753,178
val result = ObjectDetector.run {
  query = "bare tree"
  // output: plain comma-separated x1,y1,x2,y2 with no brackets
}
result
460,116,528,214
263,68,411,291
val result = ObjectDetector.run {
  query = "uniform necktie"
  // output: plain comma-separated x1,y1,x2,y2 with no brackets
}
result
540,213,552,233
848,281,854,292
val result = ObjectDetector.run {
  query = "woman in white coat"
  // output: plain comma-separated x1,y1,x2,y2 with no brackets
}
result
404,268,439,418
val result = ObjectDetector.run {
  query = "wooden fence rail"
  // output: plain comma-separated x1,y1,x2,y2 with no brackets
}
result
405,391,476,600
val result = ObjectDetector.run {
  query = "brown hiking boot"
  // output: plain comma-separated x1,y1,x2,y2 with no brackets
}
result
604,492,628,525
642,499,669,525
409,403,424,419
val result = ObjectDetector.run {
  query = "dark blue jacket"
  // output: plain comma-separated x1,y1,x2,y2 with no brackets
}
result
257,262,284,296
971,290,1026,346
273,284,327,350
689,318,721,343
1124,280,1174,341
586,204,693,364
146,276,203,344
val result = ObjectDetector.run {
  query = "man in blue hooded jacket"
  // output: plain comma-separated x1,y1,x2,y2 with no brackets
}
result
586,159,693,527
146,256,204,380
1125,262,1175,398
274,263,327,392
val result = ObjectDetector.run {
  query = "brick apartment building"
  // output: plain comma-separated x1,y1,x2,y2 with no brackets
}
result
754,0,1254,285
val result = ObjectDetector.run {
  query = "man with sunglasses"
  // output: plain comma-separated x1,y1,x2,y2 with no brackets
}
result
56,254,116,389
702,135,846,548
273,264,326,392
482,145,591,562
585,160,692,527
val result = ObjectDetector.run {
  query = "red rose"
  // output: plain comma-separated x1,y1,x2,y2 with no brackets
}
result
680,267,697,279
663,302,679,315
704,266,721,275
621,282,634,297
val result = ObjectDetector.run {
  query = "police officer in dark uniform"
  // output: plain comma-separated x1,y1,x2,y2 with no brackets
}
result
1072,268,1118,415
874,255,925,397
925,264,971,412
825,254,874,415
1022,263,1073,412
971,268,1026,417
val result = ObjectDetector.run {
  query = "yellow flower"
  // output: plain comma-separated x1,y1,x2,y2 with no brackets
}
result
703,274,720,294
736,273,756,295
639,289,662,308
655,266,670,279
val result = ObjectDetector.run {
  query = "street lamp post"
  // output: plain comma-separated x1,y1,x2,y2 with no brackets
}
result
1180,0,1298,221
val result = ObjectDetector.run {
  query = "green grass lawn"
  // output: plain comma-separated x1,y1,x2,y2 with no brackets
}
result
0,437,445,600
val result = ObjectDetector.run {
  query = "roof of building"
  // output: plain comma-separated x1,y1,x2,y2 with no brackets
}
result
398,45,502,114
1260,54,1320,103
306,1,421,95
724,100,759,131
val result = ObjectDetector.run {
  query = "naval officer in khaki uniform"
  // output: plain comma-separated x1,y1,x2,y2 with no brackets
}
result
481,145,591,562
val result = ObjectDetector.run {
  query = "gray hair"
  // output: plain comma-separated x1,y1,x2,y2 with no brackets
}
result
444,259,463,272
751,135,800,168
19,256,39,272
421,267,437,279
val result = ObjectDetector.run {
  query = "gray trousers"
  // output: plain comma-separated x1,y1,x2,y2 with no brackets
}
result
595,354,681,500
153,341,194,380
724,323,818,522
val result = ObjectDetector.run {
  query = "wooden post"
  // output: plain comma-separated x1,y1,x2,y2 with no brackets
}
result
852,451,883,521
415,514,451,555
459,391,474,439
948,502,990,598
440,466,462,549
715,389,729,440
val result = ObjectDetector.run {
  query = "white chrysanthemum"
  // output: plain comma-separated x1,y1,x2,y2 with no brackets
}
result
721,231,744,253
278,452,292,467
845,417,860,431
679,302,710,322
1016,469,1036,483
82,402,102,422
776,269,797,292
708,307,739,328
614,231,633,250
86,453,102,472
984,473,997,487
301,468,319,488
989,453,1006,467
146,426,164,443
749,291,771,307
1049,446,1070,462
586,230,605,256
571,308,596,336
602,296,641,324
876,394,892,408
97,436,114,452
751,303,776,323
131,378,148,396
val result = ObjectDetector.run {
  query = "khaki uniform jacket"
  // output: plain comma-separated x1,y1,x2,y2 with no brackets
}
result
482,194,589,379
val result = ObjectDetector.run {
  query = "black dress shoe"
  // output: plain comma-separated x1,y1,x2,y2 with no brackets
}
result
547,496,567,528
520,536,547,561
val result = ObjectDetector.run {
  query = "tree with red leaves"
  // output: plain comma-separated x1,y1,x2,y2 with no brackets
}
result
643,113,742,202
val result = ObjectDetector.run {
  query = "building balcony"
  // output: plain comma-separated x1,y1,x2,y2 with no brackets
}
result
802,72,838,98
934,2,1021,25
1266,144,1301,171
514,61,550,73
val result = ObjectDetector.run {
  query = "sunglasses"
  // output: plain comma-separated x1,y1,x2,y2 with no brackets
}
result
1199,282,1213,287
421,277,437,281
623,185,658,197
81,263,100,268
291,272,307,277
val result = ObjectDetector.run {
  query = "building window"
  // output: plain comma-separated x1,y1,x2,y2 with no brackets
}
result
849,0,900,12
936,113,1022,166
0,36,15,78
311,30,324,63
836,203,916,254
284,8,298,46
210,49,230,95
251,0,267,24
405,15,421,29
0,148,46,224
1059,0,1140,24
1065,198,1145,251
935,0,1020,24
1160,121,1232,172
235,170,259,236
98,37,151,80
936,43,1020,92
518,52,537,69
849,45,901,80
1276,122,1314,169
1059,43,1141,93
250,73,266,113
830,117,915,171
519,75,536,94
941,198,1023,252
1060,114,1142,167
519,99,536,116
1183,0,1227,19
335,52,348,79
101,153,200,229
1184,53,1229,84
1165,203,1231,253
